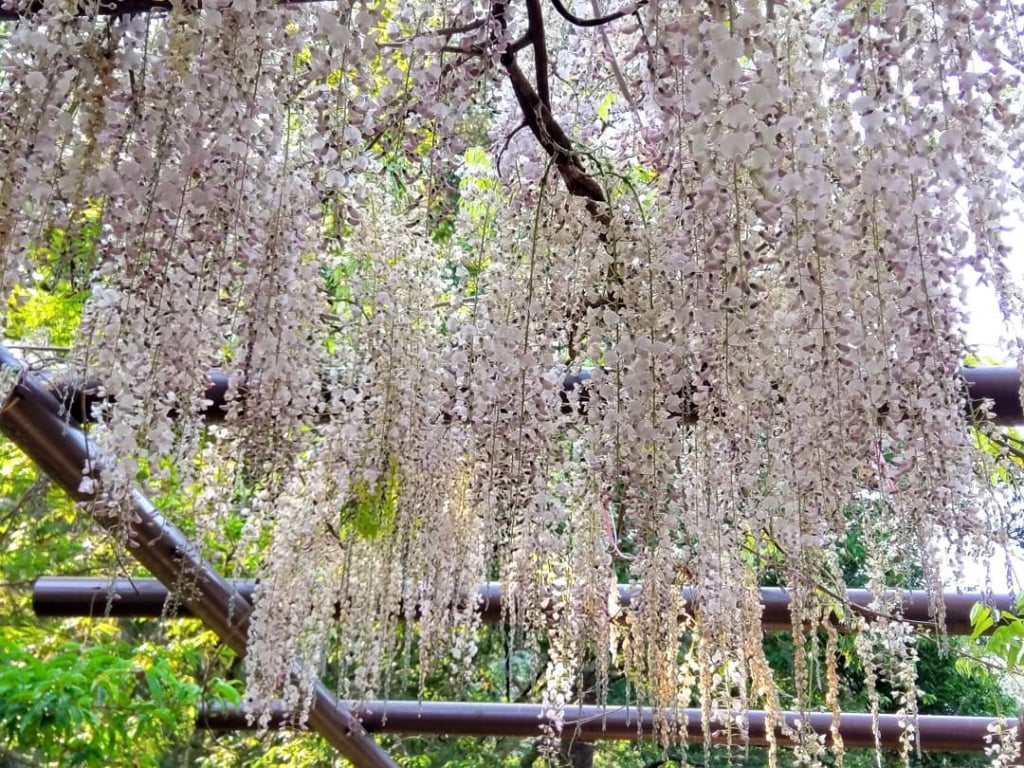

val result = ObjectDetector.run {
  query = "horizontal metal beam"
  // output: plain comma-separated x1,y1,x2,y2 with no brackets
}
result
0,346,397,768
44,366,1024,427
963,366,1023,426
33,576,1012,635
196,700,1022,753
0,0,315,20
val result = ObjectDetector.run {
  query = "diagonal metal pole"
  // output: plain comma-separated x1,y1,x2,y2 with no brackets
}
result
0,346,397,768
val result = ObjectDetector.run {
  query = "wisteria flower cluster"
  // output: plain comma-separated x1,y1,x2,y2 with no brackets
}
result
1,0,1023,762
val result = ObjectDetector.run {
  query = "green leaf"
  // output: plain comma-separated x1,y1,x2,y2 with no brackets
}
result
597,92,616,122
209,678,243,705
969,602,994,640
464,146,489,167
344,455,400,540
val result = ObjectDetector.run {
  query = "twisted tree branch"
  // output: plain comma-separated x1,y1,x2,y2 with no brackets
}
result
492,0,607,220
548,0,646,28
525,0,551,108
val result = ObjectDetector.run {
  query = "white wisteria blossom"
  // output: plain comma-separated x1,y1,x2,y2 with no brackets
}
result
1,0,1023,763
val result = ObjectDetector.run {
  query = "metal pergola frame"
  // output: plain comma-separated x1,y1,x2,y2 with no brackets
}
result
3,0,1024,757
32,575,1017,636
0,347,397,767
4,346,1024,766
193,700,1024,754
0,0,309,18
41,364,1024,428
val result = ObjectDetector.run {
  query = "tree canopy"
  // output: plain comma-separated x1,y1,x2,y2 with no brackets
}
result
2,0,1024,765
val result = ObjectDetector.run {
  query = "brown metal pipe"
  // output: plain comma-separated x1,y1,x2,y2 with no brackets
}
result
0,0,318,20
964,366,1023,426
32,576,1012,636
43,371,234,426
0,347,397,768
196,700,1021,753
42,366,1024,428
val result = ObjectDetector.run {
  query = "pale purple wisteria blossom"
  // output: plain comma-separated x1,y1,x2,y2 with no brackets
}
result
1,0,1023,763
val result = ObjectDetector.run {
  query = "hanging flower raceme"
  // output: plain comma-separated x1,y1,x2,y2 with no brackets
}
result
1,0,1023,762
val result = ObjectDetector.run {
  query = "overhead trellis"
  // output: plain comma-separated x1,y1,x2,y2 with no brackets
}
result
29,575,1022,636
3,0,1024,765
37,363,1024,428
193,700,1024,753
5,346,1024,763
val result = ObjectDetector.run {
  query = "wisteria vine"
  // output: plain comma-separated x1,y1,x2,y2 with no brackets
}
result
1,0,1023,762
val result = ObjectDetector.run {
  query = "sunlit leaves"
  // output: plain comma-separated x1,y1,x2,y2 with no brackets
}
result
0,636,198,765
342,453,400,539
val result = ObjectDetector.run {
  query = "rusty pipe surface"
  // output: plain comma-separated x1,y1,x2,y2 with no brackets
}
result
196,700,1022,753
0,347,397,768
33,576,1013,636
